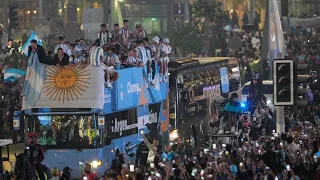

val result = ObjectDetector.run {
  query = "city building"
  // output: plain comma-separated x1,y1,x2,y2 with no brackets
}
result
113,0,190,36
1,0,192,39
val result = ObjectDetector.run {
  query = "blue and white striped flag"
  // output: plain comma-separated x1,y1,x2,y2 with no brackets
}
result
22,52,46,107
21,31,43,57
268,0,286,62
3,68,26,82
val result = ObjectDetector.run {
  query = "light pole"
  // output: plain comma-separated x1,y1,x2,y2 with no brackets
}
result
103,0,111,29
38,0,43,18
4,0,8,35
249,0,255,24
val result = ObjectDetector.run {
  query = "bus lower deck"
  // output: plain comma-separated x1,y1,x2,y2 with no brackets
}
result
19,64,169,178
168,57,241,146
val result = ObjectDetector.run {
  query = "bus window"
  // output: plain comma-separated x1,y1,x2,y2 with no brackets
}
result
229,66,240,92
212,70,219,82
32,115,102,149
229,79,240,92
242,85,250,95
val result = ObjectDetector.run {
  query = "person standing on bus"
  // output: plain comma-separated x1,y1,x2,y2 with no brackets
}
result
152,36,167,83
143,37,156,83
133,24,146,42
119,20,132,49
98,24,112,48
104,47,120,88
135,40,147,66
163,38,171,81
54,37,71,56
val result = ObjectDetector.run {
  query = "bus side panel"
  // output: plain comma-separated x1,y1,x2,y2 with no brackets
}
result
160,95,170,144
105,134,141,166
102,67,168,113
43,148,105,178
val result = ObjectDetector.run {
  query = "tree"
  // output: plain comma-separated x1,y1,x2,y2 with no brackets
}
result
42,28,64,51
192,0,230,56
170,0,230,57
170,21,205,57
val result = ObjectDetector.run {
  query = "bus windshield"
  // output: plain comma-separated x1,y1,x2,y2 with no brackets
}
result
29,115,102,149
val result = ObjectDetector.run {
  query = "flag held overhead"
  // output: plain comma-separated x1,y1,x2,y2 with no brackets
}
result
21,31,43,57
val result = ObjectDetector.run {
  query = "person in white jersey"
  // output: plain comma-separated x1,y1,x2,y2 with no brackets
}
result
163,38,171,81
119,20,132,50
54,37,71,56
98,24,112,47
69,46,85,64
152,36,166,83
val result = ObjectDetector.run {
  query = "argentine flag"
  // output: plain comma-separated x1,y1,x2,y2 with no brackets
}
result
268,0,286,62
22,52,46,107
21,31,43,57
3,68,26,82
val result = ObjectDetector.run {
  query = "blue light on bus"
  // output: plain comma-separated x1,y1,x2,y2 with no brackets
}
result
241,103,246,107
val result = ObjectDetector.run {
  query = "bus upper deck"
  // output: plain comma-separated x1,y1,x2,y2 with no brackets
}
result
168,57,240,95
22,64,168,115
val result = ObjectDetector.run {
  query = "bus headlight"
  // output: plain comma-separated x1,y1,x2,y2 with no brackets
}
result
170,130,178,141
90,160,102,168
267,100,272,105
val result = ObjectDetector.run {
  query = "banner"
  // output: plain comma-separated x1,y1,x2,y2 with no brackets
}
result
106,110,138,139
13,116,20,130
22,65,105,110
112,67,167,111
137,105,149,140
219,67,229,93
268,0,286,63
290,17,320,28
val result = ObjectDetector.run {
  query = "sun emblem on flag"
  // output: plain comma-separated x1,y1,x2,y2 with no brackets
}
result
42,65,91,103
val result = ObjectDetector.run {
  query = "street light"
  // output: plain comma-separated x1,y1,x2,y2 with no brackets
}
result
33,10,37,14
77,8,80,12
27,11,30,14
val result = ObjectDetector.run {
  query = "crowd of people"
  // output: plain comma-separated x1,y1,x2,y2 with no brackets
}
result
95,26,320,179
100,105,320,180
2,11,320,180
25,20,172,89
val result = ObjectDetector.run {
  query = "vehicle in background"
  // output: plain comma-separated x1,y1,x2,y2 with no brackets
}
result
18,64,169,178
168,57,241,146
241,80,275,112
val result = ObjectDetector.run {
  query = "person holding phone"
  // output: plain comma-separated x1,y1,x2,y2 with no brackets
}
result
278,165,297,180
140,131,158,163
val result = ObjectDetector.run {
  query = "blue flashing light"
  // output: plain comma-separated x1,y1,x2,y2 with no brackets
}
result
241,103,246,107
